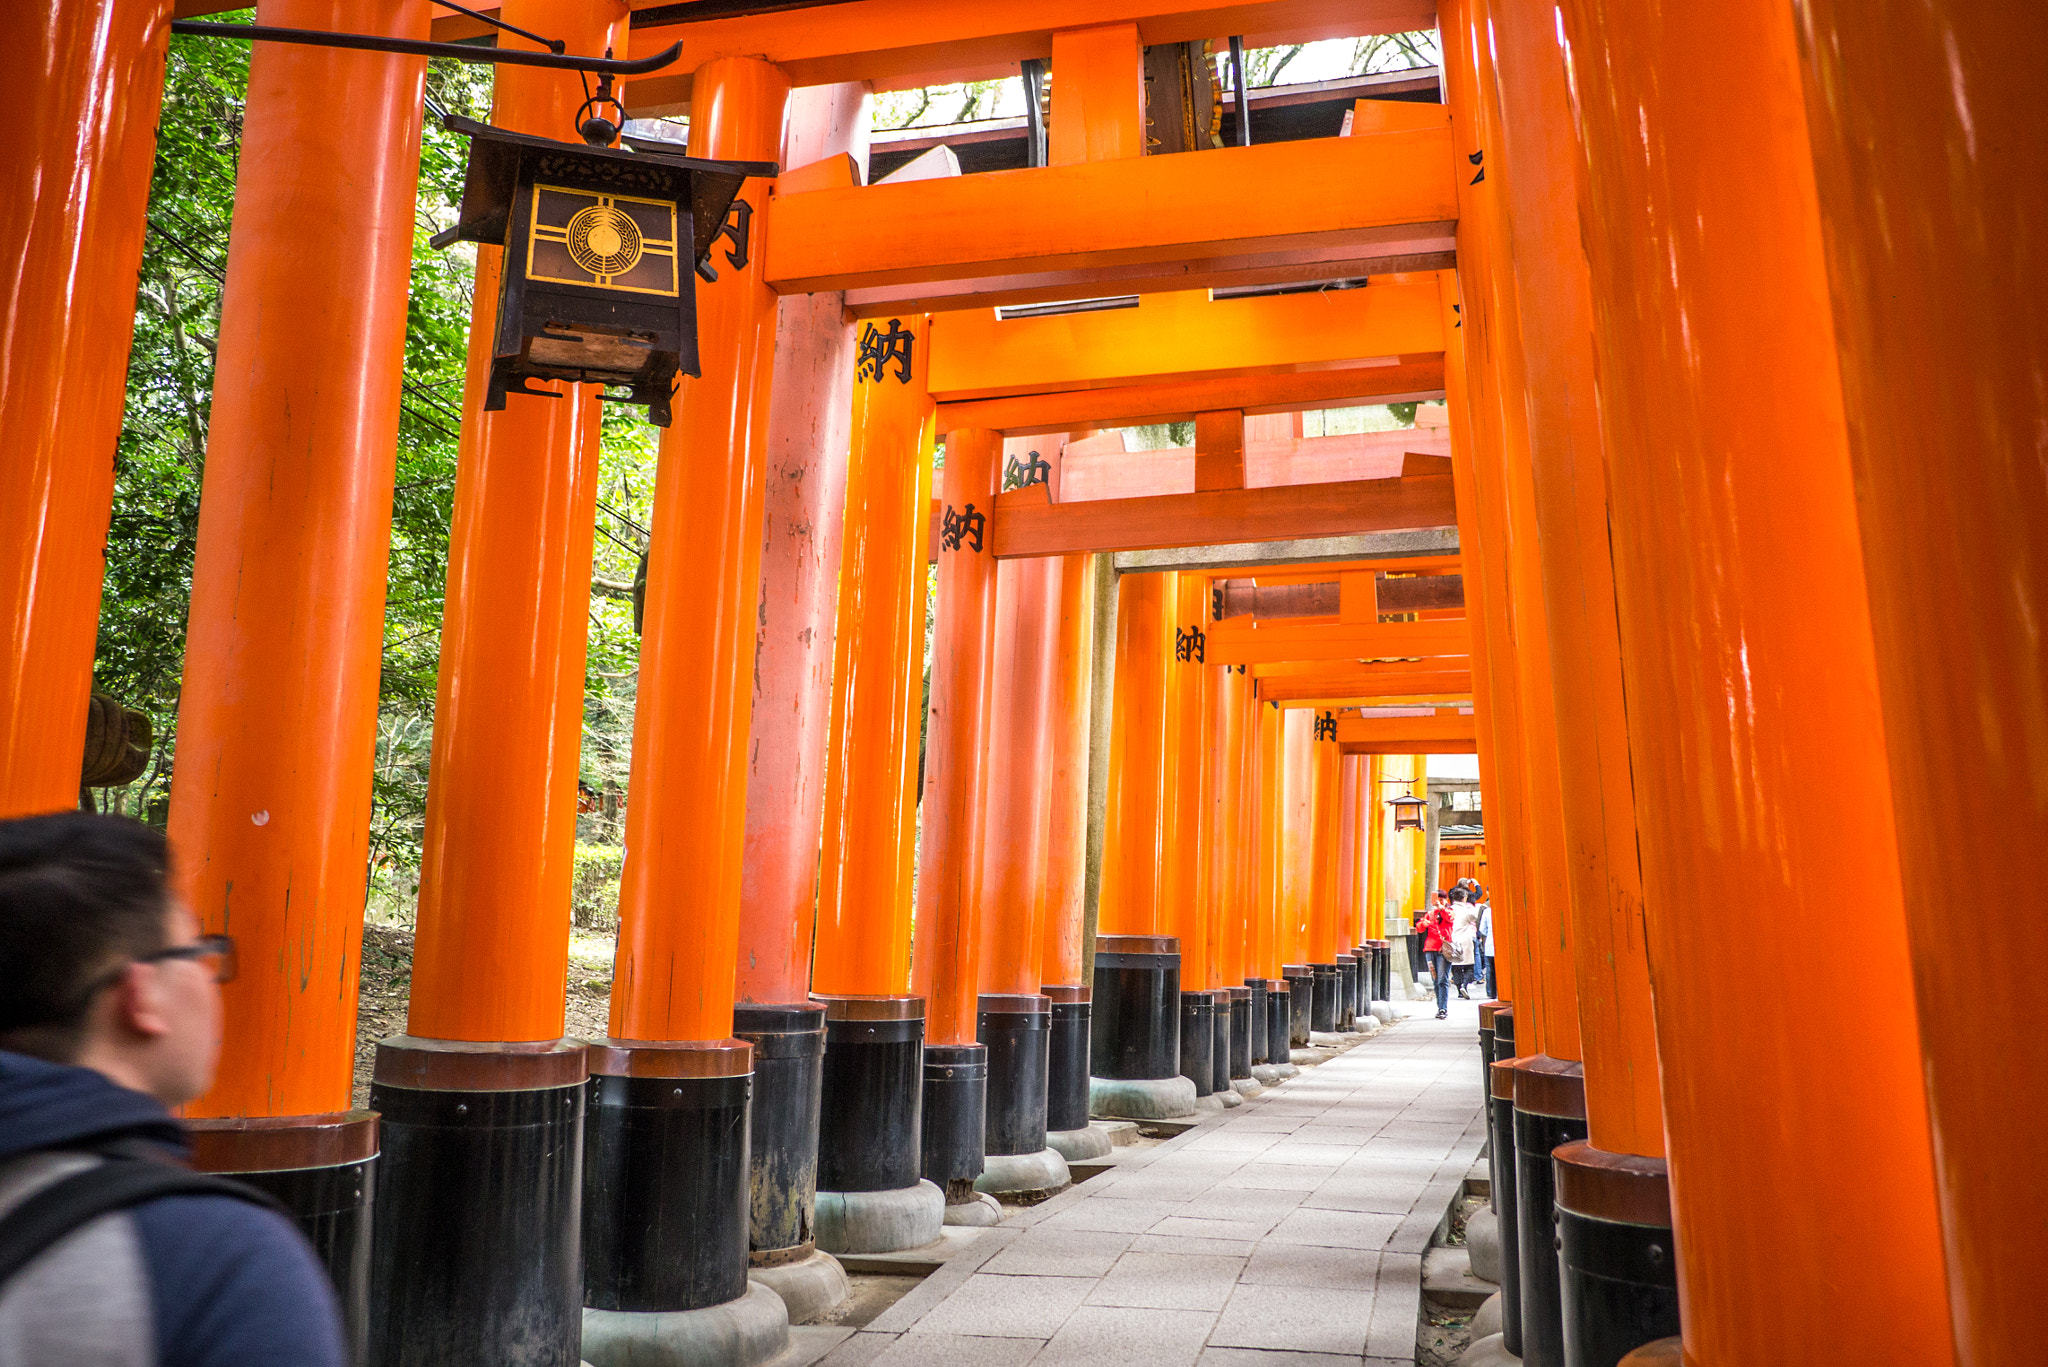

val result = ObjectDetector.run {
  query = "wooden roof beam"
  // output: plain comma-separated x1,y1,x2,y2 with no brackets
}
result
1206,612,1470,664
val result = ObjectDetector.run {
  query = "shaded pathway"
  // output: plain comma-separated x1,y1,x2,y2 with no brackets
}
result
819,998,1487,1367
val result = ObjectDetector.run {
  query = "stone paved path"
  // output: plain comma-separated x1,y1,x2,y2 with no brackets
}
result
818,995,1487,1367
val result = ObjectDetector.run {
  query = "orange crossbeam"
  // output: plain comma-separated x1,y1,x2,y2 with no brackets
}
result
926,280,1444,401
1341,738,1475,755
1206,613,1471,665
987,473,1456,559
616,0,1439,110
765,130,1456,296
937,357,1445,436
1334,714,1473,745
1257,669,1473,702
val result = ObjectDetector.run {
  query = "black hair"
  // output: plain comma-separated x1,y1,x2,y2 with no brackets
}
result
1449,887,1468,903
0,812,173,1062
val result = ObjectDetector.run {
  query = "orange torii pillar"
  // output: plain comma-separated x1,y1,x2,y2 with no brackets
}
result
1253,701,1295,1074
1091,571,1196,1118
812,311,939,1250
733,83,871,1295
1334,753,1361,1028
163,1,425,1339
1041,534,1098,1151
1556,0,1956,1364
1277,708,1317,1046
371,4,615,1363
1485,2,1677,1360
589,54,791,1349
973,549,1069,1198
1796,9,2047,1361
1210,660,1257,1085
913,425,1000,1210
1363,754,1392,1007
1305,717,1344,1033
1161,572,1223,1101
0,2,170,817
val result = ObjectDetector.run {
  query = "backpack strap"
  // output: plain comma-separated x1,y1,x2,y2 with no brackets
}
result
0,1157,286,1289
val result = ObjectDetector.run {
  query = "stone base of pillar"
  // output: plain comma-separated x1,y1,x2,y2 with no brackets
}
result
583,1040,754,1315
1309,1031,1350,1048
746,1249,848,1325
1250,1062,1295,1084
943,1192,1004,1225
814,1181,945,1253
186,1111,377,1353
733,1004,827,1263
1472,1292,1504,1341
581,1281,789,1367
1618,1338,1681,1367
1282,966,1315,1045
1231,1077,1263,1099
1369,1002,1398,1026
1088,1074,1198,1119
1553,1142,1679,1367
367,1037,586,1367
1217,1088,1243,1108
815,995,925,1198
1511,1057,1589,1367
1045,1124,1114,1161
1455,1331,1521,1367
1466,1206,1502,1283
921,1043,988,1203
974,1147,1071,1201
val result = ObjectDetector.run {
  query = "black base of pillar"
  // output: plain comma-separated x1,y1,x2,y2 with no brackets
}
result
921,1043,988,1201
1553,1142,1680,1367
1514,1057,1591,1367
1282,966,1313,1046
1178,991,1216,1096
1044,986,1092,1133
1211,998,1231,1093
188,1113,377,1365
815,996,925,1193
1378,942,1393,1002
1264,981,1291,1064
1490,1010,1523,1357
733,1003,826,1261
1336,955,1359,1028
582,1040,752,1314
367,1038,587,1367
1407,931,1426,980
1243,980,1268,1066
977,994,1051,1157
1477,1003,1500,1210
1310,964,1341,1033
1226,988,1253,1080
1091,935,1181,1080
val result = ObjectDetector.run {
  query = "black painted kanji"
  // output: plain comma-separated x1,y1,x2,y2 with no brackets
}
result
940,502,985,553
857,317,916,384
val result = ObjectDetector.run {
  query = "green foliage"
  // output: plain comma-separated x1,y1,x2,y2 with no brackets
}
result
570,842,626,931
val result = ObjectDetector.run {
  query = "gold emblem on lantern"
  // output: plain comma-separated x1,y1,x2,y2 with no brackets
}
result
526,184,679,296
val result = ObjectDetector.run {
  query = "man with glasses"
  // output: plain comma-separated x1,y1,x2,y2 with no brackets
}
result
0,812,344,1365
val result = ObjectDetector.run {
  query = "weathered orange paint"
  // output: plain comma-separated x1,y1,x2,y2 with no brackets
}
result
1159,573,1210,987
1048,23,1144,166
610,57,790,1044
1040,547,1095,988
1277,708,1313,965
738,84,868,1007
815,314,933,998
1441,0,1578,1063
1335,755,1359,955
1208,662,1248,988
1556,0,1956,1358
1306,731,1339,963
1099,572,1169,937
1486,0,1659,1154
408,0,623,1044
1364,755,1386,940
977,553,1061,996
912,426,1002,1046
0,0,170,818
1793,2,2047,1356
1252,700,1283,980
174,0,427,1119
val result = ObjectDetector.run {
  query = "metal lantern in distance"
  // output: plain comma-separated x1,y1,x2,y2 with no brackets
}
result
433,114,773,426
1387,792,1429,832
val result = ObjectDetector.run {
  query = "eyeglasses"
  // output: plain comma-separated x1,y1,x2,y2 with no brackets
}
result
139,934,238,985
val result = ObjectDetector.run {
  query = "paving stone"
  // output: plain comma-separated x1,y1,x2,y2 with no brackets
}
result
1216,1165,1332,1192
864,1332,1046,1367
1263,1206,1405,1249
1127,1233,1260,1257
1197,1350,1363,1367
904,1273,1094,1338
1209,1282,1374,1356
1033,1305,1217,1367
980,1226,1137,1278
1238,1242,1382,1290
1039,1198,1186,1234
1088,1251,1247,1311
1149,1214,1278,1241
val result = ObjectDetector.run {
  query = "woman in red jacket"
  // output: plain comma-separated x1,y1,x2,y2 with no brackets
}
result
1417,890,1455,1019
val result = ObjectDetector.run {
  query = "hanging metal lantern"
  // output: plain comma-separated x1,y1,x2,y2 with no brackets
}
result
432,114,773,426
1387,792,1428,832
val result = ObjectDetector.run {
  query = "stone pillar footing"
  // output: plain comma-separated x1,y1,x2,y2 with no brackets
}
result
943,1192,1004,1226
745,1249,848,1326
581,1282,789,1367
1089,1074,1198,1120
813,1180,945,1254
975,1147,1072,1201
1045,1125,1114,1161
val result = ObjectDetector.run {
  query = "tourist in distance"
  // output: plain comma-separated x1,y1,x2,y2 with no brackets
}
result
1448,887,1481,999
1417,889,1455,1020
0,812,346,1366
1476,889,1496,999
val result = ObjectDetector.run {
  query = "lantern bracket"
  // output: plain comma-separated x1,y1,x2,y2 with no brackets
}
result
169,19,685,78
